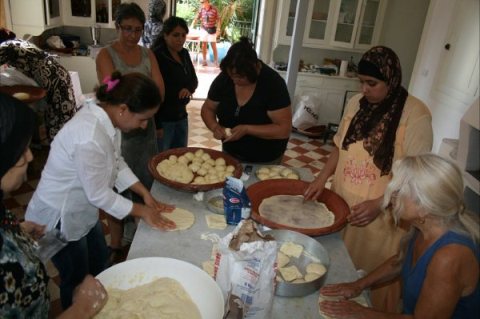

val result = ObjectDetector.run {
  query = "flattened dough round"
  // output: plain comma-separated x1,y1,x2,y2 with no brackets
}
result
259,195,335,229
164,208,195,231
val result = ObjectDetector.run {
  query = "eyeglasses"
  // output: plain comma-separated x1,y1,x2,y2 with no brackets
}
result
119,25,143,34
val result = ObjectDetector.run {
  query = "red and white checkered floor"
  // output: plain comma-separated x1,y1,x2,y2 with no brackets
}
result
4,99,332,317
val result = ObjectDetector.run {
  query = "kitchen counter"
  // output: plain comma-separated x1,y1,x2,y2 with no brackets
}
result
128,166,367,318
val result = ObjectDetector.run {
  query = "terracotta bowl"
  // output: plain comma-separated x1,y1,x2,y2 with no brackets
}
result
0,85,47,104
247,179,349,236
148,147,243,192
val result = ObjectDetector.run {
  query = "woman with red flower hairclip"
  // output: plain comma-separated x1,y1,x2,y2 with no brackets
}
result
25,71,176,310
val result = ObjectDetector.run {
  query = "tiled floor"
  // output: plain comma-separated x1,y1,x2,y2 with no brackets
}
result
4,88,333,318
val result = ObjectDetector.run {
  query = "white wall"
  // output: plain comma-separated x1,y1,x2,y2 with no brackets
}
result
409,0,479,152
379,0,430,87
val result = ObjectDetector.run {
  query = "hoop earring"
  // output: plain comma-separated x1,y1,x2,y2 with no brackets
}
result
119,112,123,116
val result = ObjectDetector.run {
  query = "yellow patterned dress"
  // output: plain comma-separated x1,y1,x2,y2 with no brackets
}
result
332,93,433,311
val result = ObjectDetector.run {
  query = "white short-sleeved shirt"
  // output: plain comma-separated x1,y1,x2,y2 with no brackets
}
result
26,99,138,241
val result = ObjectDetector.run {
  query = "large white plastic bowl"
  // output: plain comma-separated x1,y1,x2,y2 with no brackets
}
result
96,257,224,319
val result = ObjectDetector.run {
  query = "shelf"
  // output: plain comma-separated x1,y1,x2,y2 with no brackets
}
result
311,19,328,23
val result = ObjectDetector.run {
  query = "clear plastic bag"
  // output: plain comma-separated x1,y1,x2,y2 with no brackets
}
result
292,95,321,130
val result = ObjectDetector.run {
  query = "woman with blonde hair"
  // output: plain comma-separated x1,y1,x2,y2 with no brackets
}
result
319,153,479,318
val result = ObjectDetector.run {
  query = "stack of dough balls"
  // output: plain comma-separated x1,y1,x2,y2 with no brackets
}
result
276,242,327,284
256,166,299,181
156,149,236,185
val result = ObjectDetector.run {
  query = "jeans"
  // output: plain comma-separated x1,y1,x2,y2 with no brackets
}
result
51,220,108,309
156,118,189,151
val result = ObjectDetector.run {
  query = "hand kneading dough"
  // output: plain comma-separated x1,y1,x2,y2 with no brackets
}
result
280,242,304,258
318,294,369,319
164,208,195,231
205,214,227,229
279,265,303,282
96,278,201,319
276,252,290,268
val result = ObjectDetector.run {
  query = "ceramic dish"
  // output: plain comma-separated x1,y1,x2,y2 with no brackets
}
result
267,229,330,297
204,188,224,215
247,179,349,236
149,147,243,192
96,257,224,319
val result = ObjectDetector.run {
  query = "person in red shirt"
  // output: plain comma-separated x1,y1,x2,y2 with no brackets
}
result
191,0,221,67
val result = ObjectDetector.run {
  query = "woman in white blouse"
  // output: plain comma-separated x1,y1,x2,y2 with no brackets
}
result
25,71,175,309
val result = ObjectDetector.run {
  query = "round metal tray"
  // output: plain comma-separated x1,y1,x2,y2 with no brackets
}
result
266,229,330,297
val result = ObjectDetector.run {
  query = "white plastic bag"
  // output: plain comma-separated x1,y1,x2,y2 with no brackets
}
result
292,95,321,130
215,220,277,319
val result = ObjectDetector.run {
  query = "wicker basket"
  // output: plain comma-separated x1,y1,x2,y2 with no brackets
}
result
247,179,349,236
148,147,243,192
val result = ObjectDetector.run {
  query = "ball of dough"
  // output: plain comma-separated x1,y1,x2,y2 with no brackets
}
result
257,167,270,174
201,153,211,161
281,168,294,177
215,165,226,172
195,149,204,158
201,163,212,171
287,173,299,180
225,128,232,137
189,163,200,173
168,155,178,162
177,155,189,165
184,152,195,161
257,173,269,181
197,168,207,176
206,158,215,166
193,176,206,184
192,158,203,165
215,157,226,166
226,165,235,173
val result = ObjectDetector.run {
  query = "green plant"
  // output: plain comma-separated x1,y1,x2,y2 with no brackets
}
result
177,0,255,42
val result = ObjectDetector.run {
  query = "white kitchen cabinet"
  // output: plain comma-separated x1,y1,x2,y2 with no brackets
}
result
275,0,387,50
8,0,62,37
329,0,387,49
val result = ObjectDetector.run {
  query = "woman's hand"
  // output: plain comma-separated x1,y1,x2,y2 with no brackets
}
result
212,124,227,140
20,221,46,240
319,299,371,319
178,88,191,100
224,125,248,142
320,282,363,299
143,193,175,213
348,198,383,226
303,176,326,201
143,206,176,230
70,275,108,318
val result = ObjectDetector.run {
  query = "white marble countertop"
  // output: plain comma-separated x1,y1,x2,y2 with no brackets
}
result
127,166,365,318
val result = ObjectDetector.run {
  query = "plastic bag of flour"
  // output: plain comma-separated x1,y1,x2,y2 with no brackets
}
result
214,220,277,319
292,95,321,130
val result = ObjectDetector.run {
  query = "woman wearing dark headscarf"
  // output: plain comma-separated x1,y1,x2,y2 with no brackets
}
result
304,46,433,312
0,93,107,318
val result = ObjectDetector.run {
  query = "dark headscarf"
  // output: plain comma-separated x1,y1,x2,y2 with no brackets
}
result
0,93,35,219
342,46,408,176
